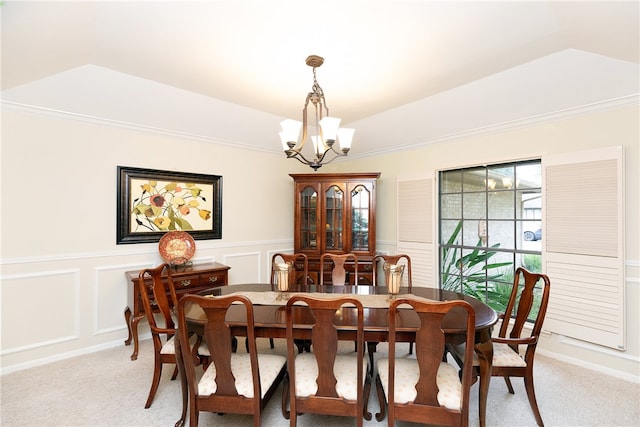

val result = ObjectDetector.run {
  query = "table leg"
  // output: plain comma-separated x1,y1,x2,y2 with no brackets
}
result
475,333,494,427
174,332,188,427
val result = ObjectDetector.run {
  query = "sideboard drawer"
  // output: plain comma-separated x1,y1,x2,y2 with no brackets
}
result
201,271,226,287
173,274,201,289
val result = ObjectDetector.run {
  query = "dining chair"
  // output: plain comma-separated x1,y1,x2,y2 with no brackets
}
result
448,267,551,426
271,252,309,288
270,252,310,352
176,294,287,427
282,294,372,426
137,263,209,409
320,252,359,286
373,254,414,354
375,297,476,427
373,254,412,291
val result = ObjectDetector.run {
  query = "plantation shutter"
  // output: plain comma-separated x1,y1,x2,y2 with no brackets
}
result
397,175,436,287
543,146,625,350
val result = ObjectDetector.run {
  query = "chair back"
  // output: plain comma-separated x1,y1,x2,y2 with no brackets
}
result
138,263,178,347
176,294,279,426
498,267,551,360
271,252,309,289
320,253,359,286
285,295,368,424
386,298,475,426
373,254,412,290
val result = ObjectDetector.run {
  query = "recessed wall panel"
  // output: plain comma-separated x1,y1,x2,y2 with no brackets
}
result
1,270,78,353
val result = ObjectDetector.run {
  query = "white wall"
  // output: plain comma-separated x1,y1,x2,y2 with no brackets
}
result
2,103,638,381
333,104,640,381
0,108,309,372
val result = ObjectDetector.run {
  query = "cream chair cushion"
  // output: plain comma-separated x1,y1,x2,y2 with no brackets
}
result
491,342,527,367
198,353,286,398
453,342,527,368
161,336,178,355
162,334,210,356
377,357,462,410
294,352,368,400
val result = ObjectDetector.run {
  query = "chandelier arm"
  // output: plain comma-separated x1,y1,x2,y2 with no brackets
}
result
287,148,318,166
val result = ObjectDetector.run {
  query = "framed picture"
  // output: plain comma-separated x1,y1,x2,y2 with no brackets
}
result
117,166,222,244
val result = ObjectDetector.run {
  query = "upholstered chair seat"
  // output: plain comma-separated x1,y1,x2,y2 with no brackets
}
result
377,357,462,410
198,353,287,398
293,352,369,400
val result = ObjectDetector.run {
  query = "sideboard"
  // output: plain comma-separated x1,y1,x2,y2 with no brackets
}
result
123,262,230,360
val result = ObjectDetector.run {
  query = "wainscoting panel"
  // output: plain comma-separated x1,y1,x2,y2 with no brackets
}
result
223,252,261,284
94,263,151,335
1,269,79,354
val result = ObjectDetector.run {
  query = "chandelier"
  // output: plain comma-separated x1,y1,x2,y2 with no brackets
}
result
279,55,354,171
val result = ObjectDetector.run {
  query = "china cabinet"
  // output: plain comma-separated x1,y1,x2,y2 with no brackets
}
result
290,173,380,285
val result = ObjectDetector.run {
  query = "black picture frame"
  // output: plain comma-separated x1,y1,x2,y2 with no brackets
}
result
117,166,222,244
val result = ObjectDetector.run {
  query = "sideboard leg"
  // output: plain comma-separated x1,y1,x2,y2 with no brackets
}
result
130,314,145,361
124,306,133,345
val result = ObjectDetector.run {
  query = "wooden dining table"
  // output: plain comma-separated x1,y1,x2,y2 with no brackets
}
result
174,283,498,427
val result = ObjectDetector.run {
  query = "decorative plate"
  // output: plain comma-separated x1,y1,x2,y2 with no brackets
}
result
158,231,196,265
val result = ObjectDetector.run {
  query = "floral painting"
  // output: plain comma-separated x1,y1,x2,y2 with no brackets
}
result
117,166,222,244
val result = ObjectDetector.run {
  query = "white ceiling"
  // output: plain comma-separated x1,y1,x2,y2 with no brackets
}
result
2,1,638,157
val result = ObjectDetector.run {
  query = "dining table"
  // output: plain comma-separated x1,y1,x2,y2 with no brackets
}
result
174,283,498,427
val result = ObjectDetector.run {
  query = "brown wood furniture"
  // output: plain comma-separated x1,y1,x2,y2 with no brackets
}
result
290,173,380,285
176,294,287,427
283,295,372,426
449,267,551,427
373,254,412,291
376,298,476,427
320,252,359,286
175,283,498,427
124,262,230,360
270,252,309,288
373,254,414,354
137,264,207,408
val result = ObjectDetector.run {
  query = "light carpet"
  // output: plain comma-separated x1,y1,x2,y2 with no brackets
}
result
1,338,638,426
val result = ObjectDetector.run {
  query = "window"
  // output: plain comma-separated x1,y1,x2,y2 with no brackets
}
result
438,160,542,315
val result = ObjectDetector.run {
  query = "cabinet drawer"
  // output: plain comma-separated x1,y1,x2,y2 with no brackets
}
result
173,274,201,289
200,271,226,287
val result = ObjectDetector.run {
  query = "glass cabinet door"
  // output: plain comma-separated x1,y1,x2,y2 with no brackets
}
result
351,184,371,251
324,185,344,250
300,186,318,250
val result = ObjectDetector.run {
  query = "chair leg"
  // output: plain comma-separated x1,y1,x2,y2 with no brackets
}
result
281,374,290,420
144,360,163,408
524,374,544,426
269,338,275,348
503,375,515,394
408,342,414,354
171,365,178,380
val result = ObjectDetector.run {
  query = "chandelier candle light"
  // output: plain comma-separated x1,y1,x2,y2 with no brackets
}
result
279,55,354,170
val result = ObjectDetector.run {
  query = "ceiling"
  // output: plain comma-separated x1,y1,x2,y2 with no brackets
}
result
2,1,639,157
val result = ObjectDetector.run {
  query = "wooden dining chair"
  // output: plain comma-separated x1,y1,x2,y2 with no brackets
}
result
176,294,287,427
373,254,412,291
375,297,476,427
137,263,209,408
320,252,359,286
448,267,551,426
271,252,309,289
373,254,414,354
282,295,372,426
